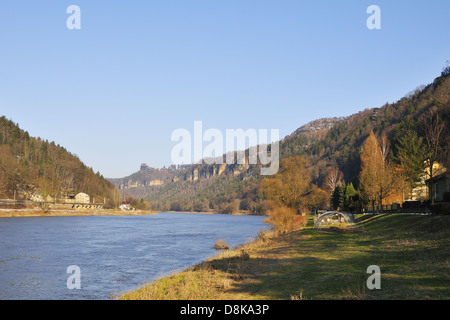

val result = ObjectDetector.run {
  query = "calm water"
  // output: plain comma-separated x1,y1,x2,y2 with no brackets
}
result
0,212,268,300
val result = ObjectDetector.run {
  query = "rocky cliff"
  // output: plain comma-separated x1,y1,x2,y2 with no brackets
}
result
108,117,346,192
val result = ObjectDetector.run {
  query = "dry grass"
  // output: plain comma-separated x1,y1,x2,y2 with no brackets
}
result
119,214,450,300
119,229,281,300
116,264,233,300
341,285,367,300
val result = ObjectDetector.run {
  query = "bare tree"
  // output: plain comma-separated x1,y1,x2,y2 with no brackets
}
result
380,134,390,163
440,134,450,171
324,166,344,193
437,104,450,170
422,110,446,204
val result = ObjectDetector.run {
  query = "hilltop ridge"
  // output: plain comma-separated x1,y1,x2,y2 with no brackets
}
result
112,116,349,190
109,69,450,213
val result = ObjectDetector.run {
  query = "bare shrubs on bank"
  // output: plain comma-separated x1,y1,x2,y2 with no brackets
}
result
39,201,50,214
214,239,230,250
259,155,325,234
264,206,309,234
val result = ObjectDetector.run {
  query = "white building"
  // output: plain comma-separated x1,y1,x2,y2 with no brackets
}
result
119,202,134,211
75,193,90,204
30,193,43,202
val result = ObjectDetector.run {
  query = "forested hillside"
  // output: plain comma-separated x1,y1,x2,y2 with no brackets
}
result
111,68,450,214
0,117,119,207
302,67,450,186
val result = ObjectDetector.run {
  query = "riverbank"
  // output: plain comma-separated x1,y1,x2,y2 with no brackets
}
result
0,208,260,218
118,213,450,300
166,210,262,216
0,208,158,218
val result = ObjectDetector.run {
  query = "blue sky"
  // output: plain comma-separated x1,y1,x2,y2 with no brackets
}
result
1,1,449,178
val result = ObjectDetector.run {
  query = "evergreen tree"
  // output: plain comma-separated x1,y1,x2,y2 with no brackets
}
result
393,129,426,186
331,182,345,210
344,183,357,212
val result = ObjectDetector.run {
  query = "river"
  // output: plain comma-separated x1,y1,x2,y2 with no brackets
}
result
0,212,269,300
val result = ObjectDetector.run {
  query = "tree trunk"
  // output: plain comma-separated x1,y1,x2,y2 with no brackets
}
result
429,161,435,205
380,187,383,213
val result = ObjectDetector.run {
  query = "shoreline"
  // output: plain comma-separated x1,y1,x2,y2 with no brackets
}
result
118,213,450,300
0,209,265,218
165,210,266,216
118,223,275,300
0,208,159,218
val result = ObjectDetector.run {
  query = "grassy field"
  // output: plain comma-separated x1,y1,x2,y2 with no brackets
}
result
118,213,450,300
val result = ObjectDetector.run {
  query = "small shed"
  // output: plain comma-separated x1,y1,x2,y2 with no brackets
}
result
314,211,354,228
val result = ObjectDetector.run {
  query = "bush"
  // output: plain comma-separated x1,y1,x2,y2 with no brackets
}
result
250,200,269,215
214,239,229,250
264,206,307,234
193,199,209,212
219,199,240,214
291,214,309,229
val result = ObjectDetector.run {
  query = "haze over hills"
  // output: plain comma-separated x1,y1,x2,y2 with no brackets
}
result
109,69,450,213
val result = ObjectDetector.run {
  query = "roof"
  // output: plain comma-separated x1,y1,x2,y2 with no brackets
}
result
314,211,354,227
76,193,89,197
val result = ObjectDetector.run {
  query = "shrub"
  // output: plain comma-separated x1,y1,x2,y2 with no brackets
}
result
291,214,309,229
264,206,306,234
214,240,229,250
219,199,240,214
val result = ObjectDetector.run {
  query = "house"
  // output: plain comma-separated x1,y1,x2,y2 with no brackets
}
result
426,172,450,202
406,162,445,201
30,193,43,202
119,201,133,211
75,193,90,204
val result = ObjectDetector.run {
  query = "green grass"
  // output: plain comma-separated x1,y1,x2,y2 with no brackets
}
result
118,214,450,300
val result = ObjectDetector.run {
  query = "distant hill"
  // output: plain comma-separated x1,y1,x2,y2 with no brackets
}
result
0,117,119,207
109,69,450,213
